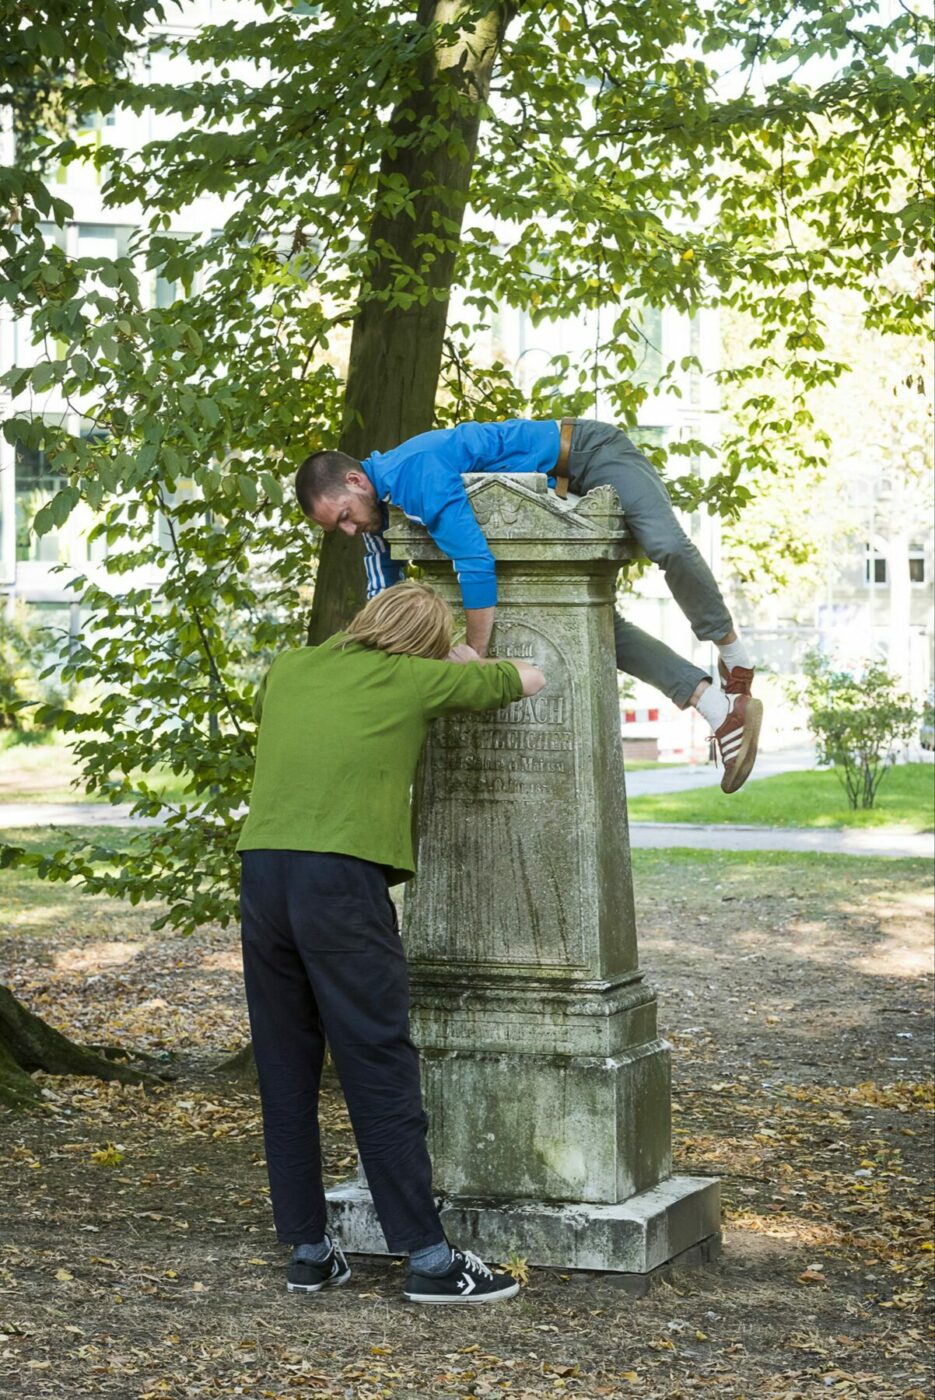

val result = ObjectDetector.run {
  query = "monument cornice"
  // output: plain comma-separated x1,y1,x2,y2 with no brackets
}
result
385,472,641,564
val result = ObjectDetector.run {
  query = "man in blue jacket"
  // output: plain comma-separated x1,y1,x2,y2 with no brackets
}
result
295,417,761,793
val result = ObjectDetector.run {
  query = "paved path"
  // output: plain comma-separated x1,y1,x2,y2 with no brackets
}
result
624,744,816,796
628,822,933,860
0,801,929,860
0,802,161,827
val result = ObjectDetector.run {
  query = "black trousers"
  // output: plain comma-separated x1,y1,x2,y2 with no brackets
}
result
239,849,444,1253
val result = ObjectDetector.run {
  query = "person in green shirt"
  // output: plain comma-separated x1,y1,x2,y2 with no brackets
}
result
237,581,545,1305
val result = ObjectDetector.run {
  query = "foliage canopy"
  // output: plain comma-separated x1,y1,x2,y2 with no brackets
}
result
1,0,932,927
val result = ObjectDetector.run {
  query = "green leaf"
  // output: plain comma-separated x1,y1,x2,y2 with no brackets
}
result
32,502,57,537
237,473,258,508
260,471,283,505
85,477,105,511
49,486,80,528
31,361,58,392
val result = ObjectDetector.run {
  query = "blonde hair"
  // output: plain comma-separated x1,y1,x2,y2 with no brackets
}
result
345,581,453,660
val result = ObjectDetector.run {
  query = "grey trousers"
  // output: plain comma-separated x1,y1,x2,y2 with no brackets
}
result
567,419,733,709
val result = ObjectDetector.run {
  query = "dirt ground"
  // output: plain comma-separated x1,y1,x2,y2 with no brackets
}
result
0,845,932,1400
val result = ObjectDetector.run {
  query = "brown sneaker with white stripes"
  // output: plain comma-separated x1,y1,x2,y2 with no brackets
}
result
713,693,763,793
718,659,755,697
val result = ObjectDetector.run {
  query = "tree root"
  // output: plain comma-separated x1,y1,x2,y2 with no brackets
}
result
212,1042,257,1082
212,1042,340,1090
0,984,166,1111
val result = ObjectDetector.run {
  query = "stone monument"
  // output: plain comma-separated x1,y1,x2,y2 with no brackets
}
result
328,472,720,1276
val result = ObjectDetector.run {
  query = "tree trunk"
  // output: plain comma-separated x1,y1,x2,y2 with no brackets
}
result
212,1041,258,1083
213,1039,340,1090
308,0,516,642
0,983,161,1111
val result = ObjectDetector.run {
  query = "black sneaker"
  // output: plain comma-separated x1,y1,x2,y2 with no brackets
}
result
403,1248,520,1305
286,1242,351,1294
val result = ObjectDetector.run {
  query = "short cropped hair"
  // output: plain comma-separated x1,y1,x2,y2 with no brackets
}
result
295,450,360,515
344,582,453,661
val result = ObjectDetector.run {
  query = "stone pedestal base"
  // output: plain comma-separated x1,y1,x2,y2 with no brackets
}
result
326,1175,720,1275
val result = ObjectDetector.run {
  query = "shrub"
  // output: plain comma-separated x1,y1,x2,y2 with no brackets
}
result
0,607,71,733
798,651,920,810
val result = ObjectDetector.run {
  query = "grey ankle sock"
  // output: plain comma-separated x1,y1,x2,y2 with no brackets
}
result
409,1240,454,1276
293,1236,331,1264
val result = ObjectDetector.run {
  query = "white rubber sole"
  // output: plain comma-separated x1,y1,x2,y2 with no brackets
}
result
403,1281,520,1305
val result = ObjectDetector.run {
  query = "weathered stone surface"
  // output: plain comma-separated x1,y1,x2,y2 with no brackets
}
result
326,472,720,1271
418,1042,671,1203
328,1177,721,1275
396,475,639,990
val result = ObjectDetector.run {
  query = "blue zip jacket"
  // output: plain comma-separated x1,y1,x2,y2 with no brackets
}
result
362,419,560,610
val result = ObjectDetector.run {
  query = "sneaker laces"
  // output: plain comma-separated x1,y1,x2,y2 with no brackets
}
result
460,1249,493,1279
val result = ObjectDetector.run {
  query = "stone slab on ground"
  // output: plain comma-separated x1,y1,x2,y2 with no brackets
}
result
565,1231,723,1298
327,1175,721,1275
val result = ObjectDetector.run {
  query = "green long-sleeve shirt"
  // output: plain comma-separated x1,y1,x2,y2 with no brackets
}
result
235,633,523,883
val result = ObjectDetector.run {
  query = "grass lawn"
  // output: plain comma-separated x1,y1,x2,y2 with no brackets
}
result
628,762,934,831
0,735,196,805
618,758,684,772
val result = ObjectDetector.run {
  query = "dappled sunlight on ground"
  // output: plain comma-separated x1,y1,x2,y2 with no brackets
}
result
850,936,932,979
0,847,932,1397
200,947,244,973
726,1212,845,1248
54,941,143,973
647,878,933,984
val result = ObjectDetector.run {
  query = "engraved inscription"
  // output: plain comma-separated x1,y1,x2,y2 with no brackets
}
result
432,640,573,802
411,618,585,971
488,641,535,659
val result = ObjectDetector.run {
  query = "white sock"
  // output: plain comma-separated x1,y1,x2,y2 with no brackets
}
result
717,638,752,671
694,684,730,733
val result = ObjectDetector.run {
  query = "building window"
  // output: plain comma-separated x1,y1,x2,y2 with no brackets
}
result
76,224,128,260
14,416,103,569
15,431,67,563
155,272,178,308
80,424,109,564
864,545,887,585
688,312,703,405
909,546,925,585
633,426,667,464
633,304,663,388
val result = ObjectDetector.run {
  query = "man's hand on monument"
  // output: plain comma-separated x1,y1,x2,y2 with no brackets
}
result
464,606,495,657
448,644,482,664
